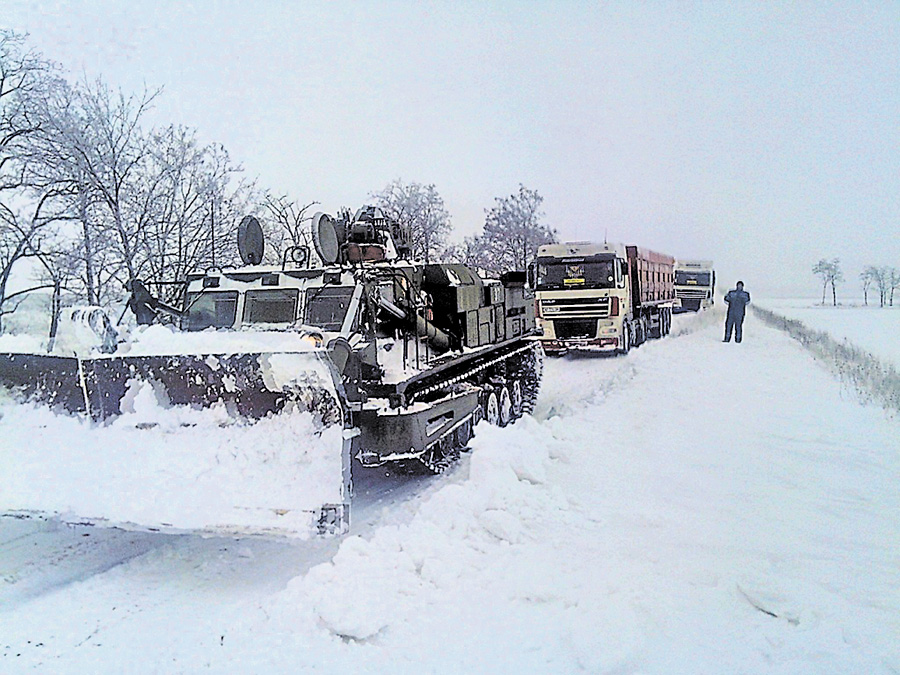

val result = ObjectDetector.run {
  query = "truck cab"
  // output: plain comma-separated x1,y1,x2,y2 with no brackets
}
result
532,241,674,355
674,260,715,312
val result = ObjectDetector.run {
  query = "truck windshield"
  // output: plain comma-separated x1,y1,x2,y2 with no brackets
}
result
183,291,238,331
535,260,615,290
304,286,355,332
242,289,299,324
675,271,711,286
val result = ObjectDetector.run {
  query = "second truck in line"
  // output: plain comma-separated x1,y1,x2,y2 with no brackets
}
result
530,241,675,355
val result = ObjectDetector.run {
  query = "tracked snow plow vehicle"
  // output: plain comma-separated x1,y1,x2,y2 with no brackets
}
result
0,207,542,538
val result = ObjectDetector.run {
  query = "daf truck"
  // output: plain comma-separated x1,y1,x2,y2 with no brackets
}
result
674,260,715,312
531,242,675,355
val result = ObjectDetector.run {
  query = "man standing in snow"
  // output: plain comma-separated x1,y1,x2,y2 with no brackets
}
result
723,281,751,343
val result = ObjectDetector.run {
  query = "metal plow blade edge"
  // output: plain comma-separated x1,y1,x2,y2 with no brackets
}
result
0,350,352,539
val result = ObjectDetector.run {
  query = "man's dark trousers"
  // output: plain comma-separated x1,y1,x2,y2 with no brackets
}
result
724,312,744,342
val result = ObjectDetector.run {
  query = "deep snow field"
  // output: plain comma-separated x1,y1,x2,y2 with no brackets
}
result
760,297,900,367
1,306,898,673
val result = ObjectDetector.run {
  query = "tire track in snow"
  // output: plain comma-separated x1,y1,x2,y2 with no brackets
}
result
0,518,167,607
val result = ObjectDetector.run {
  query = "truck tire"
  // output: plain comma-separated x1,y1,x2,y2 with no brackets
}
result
619,322,631,355
650,311,663,339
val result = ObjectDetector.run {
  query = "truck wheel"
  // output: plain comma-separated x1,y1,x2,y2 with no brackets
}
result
619,323,631,355
484,390,501,426
650,313,662,339
498,386,513,427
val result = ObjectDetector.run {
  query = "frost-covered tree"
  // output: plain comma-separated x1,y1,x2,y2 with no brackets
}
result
441,235,488,269
18,76,160,304
812,258,842,306
864,265,890,307
371,179,451,263
473,185,556,275
888,267,900,307
21,73,254,305
261,193,318,264
138,128,255,302
860,267,876,306
0,30,71,326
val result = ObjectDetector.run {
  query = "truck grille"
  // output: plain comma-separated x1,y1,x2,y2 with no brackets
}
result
676,289,709,299
554,319,598,339
540,296,611,318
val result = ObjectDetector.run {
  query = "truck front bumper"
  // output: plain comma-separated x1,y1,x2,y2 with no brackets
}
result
540,337,619,354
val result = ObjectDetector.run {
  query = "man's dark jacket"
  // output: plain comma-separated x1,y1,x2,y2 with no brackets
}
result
724,288,751,317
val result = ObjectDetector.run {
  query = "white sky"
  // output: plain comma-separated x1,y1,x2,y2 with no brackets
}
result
4,1,899,297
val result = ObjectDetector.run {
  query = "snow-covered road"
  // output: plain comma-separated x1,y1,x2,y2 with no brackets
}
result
2,309,898,673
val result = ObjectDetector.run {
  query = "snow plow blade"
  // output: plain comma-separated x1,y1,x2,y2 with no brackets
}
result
0,350,352,539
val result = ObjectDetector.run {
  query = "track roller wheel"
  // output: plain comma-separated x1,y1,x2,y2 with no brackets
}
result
455,417,473,449
497,385,513,427
510,379,524,418
511,343,543,415
484,390,501,426
408,433,461,475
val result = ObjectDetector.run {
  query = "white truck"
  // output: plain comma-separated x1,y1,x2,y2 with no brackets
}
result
674,260,715,312
530,242,675,355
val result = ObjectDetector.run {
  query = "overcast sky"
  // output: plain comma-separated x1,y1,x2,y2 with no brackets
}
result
5,1,898,296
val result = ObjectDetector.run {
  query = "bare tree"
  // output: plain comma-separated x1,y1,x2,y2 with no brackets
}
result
0,30,73,324
261,193,318,264
888,267,900,307
866,266,889,307
441,235,487,269
138,127,256,300
15,74,158,304
473,185,557,275
371,179,451,263
859,267,876,306
812,258,843,306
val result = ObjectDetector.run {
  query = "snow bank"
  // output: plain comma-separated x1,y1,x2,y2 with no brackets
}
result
760,299,900,367
753,305,900,415
245,318,900,673
119,323,322,356
0,381,346,538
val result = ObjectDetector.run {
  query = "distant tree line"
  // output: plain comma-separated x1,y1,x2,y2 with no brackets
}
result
812,258,900,307
0,30,556,332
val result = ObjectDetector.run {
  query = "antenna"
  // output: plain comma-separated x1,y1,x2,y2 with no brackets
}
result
604,229,608,244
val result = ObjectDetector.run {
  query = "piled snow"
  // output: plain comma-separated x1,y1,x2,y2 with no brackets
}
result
0,382,346,538
0,333,45,353
119,324,323,356
1,311,898,672
754,304,900,415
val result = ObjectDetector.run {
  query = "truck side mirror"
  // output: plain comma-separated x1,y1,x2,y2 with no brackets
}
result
526,263,535,288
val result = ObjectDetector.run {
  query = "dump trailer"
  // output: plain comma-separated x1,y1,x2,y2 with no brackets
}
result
531,241,675,355
674,260,715,312
0,207,542,538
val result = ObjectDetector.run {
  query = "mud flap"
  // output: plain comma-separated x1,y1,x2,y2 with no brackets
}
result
0,350,353,539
